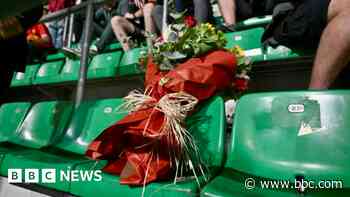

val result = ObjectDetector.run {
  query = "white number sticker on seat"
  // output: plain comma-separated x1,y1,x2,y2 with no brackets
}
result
288,104,305,113
104,107,112,114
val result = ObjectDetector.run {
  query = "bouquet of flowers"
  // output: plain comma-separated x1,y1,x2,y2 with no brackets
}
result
86,16,251,190
143,22,227,71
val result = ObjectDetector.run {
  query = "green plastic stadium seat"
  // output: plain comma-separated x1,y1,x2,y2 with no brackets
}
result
0,143,27,170
46,52,65,61
9,101,73,149
0,103,31,143
33,60,65,84
235,15,272,30
201,91,350,197
225,28,264,62
0,103,32,167
225,28,264,49
0,143,25,154
263,46,314,61
59,58,81,82
55,99,126,154
0,101,71,177
0,148,89,190
118,48,144,76
73,161,207,197
104,42,122,51
87,51,123,79
0,99,126,192
224,27,314,63
70,96,226,197
214,16,225,26
215,16,272,31
10,64,40,87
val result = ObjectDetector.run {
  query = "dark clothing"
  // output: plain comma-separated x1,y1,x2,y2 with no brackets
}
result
116,0,129,16
0,6,43,102
95,24,115,50
308,0,330,44
79,7,112,47
75,0,128,50
1,5,43,72
173,0,211,23
235,0,254,21
95,0,129,50
18,6,44,30
262,0,331,49
235,0,296,21
1,35,28,72
151,0,211,33
0,67,12,104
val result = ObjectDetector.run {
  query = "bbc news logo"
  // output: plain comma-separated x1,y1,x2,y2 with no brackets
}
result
8,169,102,183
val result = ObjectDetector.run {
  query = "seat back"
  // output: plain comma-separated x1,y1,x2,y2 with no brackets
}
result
88,51,122,79
60,58,80,82
235,15,272,30
104,42,122,51
0,103,31,142
119,48,144,76
11,64,40,87
225,28,264,62
225,28,264,50
120,48,141,67
34,60,65,84
264,46,314,61
229,91,350,186
46,53,65,61
10,101,73,149
55,98,126,155
186,96,226,172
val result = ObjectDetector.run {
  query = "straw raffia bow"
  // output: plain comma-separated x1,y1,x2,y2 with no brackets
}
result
119,90,208,188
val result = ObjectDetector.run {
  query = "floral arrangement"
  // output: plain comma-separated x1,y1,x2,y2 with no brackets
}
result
229,46,252,94
87,12,252,194
142,22,227,71
141,16,252,94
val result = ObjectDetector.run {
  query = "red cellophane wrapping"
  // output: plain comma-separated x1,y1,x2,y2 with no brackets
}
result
86,50,237,186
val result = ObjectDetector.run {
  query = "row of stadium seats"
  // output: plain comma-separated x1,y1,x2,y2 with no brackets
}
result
0,96,225,196
224,27,314,62
11,47,144,87
1,91,350,196
10,16,314,88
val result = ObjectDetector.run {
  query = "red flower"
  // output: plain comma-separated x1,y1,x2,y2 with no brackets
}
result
156,36,164,43
234,77,249,92
184,15,197,28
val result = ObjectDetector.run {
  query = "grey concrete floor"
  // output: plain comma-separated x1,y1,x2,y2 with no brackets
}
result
0,177,49,197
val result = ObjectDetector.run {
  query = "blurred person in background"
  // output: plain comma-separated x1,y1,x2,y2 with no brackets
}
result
26,22,54,61
111,0,147,51
75,0,129,53
262,0,350,89
0,5,43,103
145,0,211,36
47,0,75,48
217,0,279,32
25,6,55,61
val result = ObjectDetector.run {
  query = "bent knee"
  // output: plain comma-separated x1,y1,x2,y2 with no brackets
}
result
111,16,124,24
328,0,350,20
143,3,155,16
